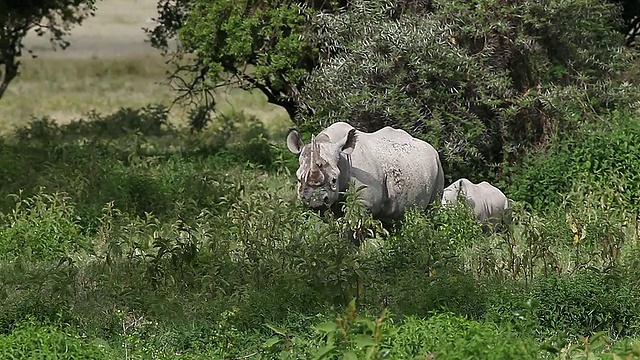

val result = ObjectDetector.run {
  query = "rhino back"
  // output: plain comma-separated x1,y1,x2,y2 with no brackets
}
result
470,182,509,223
347,127,443,220
477,182,509,209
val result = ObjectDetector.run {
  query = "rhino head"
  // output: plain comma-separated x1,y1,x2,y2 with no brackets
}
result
442,178,474,208
441,179,463,206
286,127,357,209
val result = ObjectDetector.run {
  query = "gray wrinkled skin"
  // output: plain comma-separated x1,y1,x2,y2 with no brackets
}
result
442,178,512,230
286,121,445,224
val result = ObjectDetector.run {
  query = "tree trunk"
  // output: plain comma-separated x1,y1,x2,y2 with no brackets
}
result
0,61,18,101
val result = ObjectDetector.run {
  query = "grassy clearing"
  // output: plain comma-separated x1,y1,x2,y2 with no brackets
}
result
21,0,163,58
0,54,291,136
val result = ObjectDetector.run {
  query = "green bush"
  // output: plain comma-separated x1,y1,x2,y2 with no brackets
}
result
368,207,488,318
0,319,114,359
0,190,88,261
530,270,640,338
15,104,172,144
0,107,288,230
4,101,640,358
0,286,75,334
507,109,640,212
390,313,541,359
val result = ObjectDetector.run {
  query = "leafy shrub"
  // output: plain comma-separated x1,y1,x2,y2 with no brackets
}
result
0,106,290,230
4,101,640,358
190,109,289,170
379,205,487,273
368,207,487,318
0,284,76,334
390,313,541,359
298,299,397,359
0,319,114,359
508,110,640,212
15,104,172,147
0,190,88,261
379,268,487,320
530,269,640,338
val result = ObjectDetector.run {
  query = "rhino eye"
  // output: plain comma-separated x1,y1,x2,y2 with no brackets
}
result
331,177,337,184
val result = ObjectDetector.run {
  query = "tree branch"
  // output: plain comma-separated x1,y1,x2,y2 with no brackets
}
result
165,56,216,110
234,71,299,120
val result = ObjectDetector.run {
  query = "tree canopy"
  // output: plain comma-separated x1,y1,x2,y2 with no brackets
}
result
145,0,430,119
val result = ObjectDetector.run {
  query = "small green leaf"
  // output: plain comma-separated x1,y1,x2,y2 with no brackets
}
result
353,334,376,348
264,323,287,336
262,336,281,349
314,321,339,333
343,351,358,360
313,344,336,360
356,317,375,332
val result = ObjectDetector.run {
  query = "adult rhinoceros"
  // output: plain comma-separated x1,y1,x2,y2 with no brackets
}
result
441,178,512,232
286,121,445,225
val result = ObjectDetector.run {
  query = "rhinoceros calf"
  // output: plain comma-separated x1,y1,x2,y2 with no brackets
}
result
286,121,444,225
441,178,512,231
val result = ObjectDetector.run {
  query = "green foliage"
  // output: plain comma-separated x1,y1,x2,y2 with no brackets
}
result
508,110,640,212
301,0,637,183
12,103,173,150
559,332,640,360
0,284,76,334
193,109,284,169
370,207,487,317
0,318,113,359
531,270,640,338
295,299,396,359
0,0,97,100
0,190,88,262
0,106,296,229
178,0,308,83
149,0,324,117
145,0,434,121
390,313,541,359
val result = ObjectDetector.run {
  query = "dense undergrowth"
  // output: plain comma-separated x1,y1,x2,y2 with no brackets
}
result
1,105,640,359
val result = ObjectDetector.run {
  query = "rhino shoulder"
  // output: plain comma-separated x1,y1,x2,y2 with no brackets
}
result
372,126,420,143
459,178,476,187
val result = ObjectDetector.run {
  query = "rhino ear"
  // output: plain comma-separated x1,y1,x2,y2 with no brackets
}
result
340,128,357,155
286,128,304,154
457,179,466,193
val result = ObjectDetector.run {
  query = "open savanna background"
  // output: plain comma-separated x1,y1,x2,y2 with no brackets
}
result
0,0,290,135
3,0,640,359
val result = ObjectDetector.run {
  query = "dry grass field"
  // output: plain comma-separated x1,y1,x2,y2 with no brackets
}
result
0,0,291,136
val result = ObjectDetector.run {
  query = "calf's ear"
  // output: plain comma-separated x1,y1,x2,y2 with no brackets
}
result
339,128,357,155
287,128,304,154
